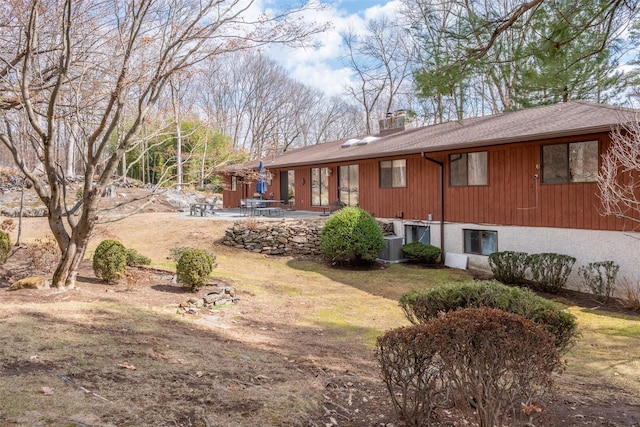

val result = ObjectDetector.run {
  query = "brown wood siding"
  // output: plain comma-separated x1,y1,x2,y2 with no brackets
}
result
221,131,639,231
437,132,638,231
222,174,241,209
356,155,441,220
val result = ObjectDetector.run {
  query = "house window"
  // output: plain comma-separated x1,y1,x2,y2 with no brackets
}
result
231,176,237,191
380,159,406,188
405,224,430,244
464,229,497,255
450,151,488,186
542,140,598,184
311,167,329,206
339,164,359,206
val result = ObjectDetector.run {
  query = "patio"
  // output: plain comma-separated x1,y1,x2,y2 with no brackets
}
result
182,207,328,221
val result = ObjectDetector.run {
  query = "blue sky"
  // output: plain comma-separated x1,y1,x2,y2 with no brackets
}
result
258,1,638,101
331,0,390,14
259,0,400,97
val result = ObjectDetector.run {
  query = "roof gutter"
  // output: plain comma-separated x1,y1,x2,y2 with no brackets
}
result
261,126,616,170
422,153,445,265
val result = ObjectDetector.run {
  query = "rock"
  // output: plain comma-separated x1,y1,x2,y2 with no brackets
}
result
9,276,50,291
101,184,116,197
186,297,204,308
204,293,225,304
207,286,225,295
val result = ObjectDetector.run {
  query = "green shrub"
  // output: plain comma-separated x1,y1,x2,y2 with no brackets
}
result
488,251,529,284
399,281,578,354
125,248,151,267
92,239,128,283
319,207,384,264
0,230,11,263
401,242,441,264
578,261,619,302
176,248,216,290
528,253,576,294
169,246,190,262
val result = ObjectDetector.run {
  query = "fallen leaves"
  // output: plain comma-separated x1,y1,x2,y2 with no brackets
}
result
117,361,137,370
38,386,54,395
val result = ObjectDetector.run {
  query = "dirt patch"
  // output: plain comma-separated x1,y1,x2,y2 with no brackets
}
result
0,204,639,425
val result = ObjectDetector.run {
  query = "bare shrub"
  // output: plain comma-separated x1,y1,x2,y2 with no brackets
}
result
375,326,451,427
125,269,149,291
619,277,640,311
578,261,619,302
243,215,260,231
431,307,562,427
0,219,16,233
29,237,60,275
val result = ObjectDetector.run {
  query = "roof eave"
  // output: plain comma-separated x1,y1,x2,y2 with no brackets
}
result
266,124,618,169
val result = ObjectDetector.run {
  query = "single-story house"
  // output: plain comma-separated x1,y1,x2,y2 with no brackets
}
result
220,101,640,288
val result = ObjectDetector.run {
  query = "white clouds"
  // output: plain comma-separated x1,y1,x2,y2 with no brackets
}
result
263,0,395,97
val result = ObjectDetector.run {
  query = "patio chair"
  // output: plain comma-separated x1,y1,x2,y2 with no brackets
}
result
208,196,220,213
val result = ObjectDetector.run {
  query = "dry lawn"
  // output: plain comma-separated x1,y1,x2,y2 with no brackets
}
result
1,213,640,427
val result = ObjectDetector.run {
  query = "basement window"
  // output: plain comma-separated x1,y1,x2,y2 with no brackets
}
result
405,225,430,244
464,229,497,255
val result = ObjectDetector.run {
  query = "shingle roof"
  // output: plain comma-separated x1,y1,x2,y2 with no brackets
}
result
225,101,637,171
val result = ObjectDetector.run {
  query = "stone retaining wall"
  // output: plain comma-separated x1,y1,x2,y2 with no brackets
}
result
222,219,395,256
222,219,325,256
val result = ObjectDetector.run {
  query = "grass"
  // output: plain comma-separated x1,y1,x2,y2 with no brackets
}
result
288,260,472,301
564,306,640,395
3,215,640,424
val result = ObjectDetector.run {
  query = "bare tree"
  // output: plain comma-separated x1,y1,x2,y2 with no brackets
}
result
599,115,640,226
0,0,325,288
342,25,389,134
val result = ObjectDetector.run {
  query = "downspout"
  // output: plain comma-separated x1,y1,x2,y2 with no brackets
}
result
422,153,445,264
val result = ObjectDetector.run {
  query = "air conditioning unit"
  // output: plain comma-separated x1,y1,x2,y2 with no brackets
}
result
378,236,404,263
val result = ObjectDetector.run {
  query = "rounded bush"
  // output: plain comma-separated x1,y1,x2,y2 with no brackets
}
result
125,248,151,267
176,248,215,290
376,324,448,426
377,308,562,427
488,250,529,284
399,280,578,354
430,307,562,427
528,253,576,293
0,230,11,263
319,207,384,264
92,239,128,283
401,242,441,264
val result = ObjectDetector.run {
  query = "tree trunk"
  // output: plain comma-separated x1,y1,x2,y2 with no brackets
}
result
66,122,78,179
48,185,99,289
171,80,183,190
